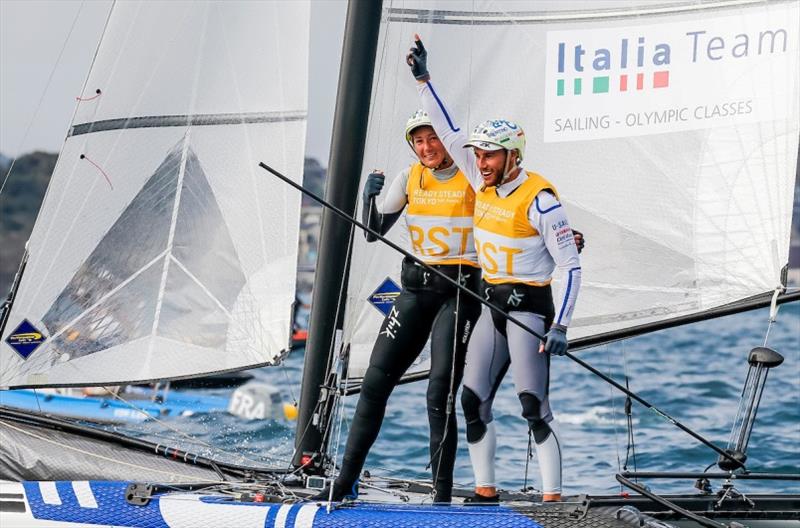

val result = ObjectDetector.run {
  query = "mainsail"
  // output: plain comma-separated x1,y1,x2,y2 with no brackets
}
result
0,1,310,388
343,0,799,379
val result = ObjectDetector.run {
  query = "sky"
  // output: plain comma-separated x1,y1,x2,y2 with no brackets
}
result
0,0,347,164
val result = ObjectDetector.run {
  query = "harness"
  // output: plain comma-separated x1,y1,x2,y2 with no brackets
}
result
400,256,481,295
482,280,555,336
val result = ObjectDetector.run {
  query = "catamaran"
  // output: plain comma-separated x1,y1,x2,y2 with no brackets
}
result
1,1,799,526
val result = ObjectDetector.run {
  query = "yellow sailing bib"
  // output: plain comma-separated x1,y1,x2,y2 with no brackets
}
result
405,163,479,266
473,171,558,284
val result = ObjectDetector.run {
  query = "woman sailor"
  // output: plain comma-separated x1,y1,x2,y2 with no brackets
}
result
317,110,484,503
408,37,582,503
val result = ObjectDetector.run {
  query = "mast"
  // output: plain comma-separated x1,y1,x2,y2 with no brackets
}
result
292,0,383,468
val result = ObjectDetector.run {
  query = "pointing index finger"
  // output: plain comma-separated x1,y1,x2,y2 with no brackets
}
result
414,33,425,53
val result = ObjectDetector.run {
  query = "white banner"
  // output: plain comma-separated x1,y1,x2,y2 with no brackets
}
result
544,4,799,142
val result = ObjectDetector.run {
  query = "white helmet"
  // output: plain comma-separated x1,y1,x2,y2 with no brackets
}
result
463,119,526,162
404,110,433,145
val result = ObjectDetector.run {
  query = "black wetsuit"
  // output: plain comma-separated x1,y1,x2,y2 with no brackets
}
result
333,257,481,502
330,166,482,503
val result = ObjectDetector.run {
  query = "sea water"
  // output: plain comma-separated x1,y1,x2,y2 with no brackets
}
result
119,303,799,496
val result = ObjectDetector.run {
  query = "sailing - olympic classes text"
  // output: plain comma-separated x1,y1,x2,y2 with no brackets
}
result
554,99,753,132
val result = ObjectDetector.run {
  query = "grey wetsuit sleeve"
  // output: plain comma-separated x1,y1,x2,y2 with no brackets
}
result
378,168,410,214
417,81,481,190
530,191,582,327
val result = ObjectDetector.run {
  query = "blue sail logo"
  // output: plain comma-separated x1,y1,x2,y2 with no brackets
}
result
368,278,401,316
5,319,47,360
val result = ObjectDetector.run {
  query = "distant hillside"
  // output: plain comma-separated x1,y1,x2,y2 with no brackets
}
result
0,151,57,293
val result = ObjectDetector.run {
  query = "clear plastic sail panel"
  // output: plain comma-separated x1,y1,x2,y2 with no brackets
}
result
0,1,310,388
343,0,800,378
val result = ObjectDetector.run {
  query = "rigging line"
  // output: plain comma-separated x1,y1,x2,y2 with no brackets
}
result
260,161,745,467
105,387,285,468
79,153,113,189
280,360,298,406
431,3,481,486
432,0,476,482
324,346,351,509
0,419,228,484
285,224,358,478
620,340,634,476
325,224,358,487
371,0,392,162
522,429,532,491
32,388,43,414
0,0,85,197
329,362,349,471
608,343,623,486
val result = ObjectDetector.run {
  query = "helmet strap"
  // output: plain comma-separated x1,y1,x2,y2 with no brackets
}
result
500,150,515,186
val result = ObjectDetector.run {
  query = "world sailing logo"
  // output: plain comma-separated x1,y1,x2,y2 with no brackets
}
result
556,37,671,96
5,319,47,360
369,277,401,316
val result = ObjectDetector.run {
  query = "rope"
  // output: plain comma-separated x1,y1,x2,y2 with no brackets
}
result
608,343,624,491
324,222,358,485
32,388,44,414
290,215,358,489
79,153,113,189
523,428,532,491
75,89,102,102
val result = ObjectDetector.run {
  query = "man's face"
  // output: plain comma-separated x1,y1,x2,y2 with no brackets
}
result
411,126,447,168
474,148,508,187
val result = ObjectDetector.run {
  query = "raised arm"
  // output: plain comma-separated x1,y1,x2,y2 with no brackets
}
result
407,36,481,190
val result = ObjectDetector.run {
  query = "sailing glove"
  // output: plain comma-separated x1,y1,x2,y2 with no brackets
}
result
407,35,429,81
572,229,585,253
363,172,385,202
543,325,568,356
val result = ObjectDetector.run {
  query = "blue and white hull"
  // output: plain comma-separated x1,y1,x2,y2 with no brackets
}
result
4,479,798,528
1,480,551,528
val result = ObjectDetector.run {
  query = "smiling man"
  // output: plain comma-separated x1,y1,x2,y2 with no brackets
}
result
408,36,582,503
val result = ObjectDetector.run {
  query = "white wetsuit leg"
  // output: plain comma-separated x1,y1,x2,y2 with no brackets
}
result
506,312,562,495
461,306,510,487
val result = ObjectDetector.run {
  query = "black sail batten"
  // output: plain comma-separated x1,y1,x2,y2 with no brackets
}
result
291,0,383,469
68,110,306,137
343,289,800,395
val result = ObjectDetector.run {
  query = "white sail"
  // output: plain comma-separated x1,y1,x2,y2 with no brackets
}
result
343,0,799,379
1,1,310,388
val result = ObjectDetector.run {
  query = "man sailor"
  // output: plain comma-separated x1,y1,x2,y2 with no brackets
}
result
408,36,582,503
